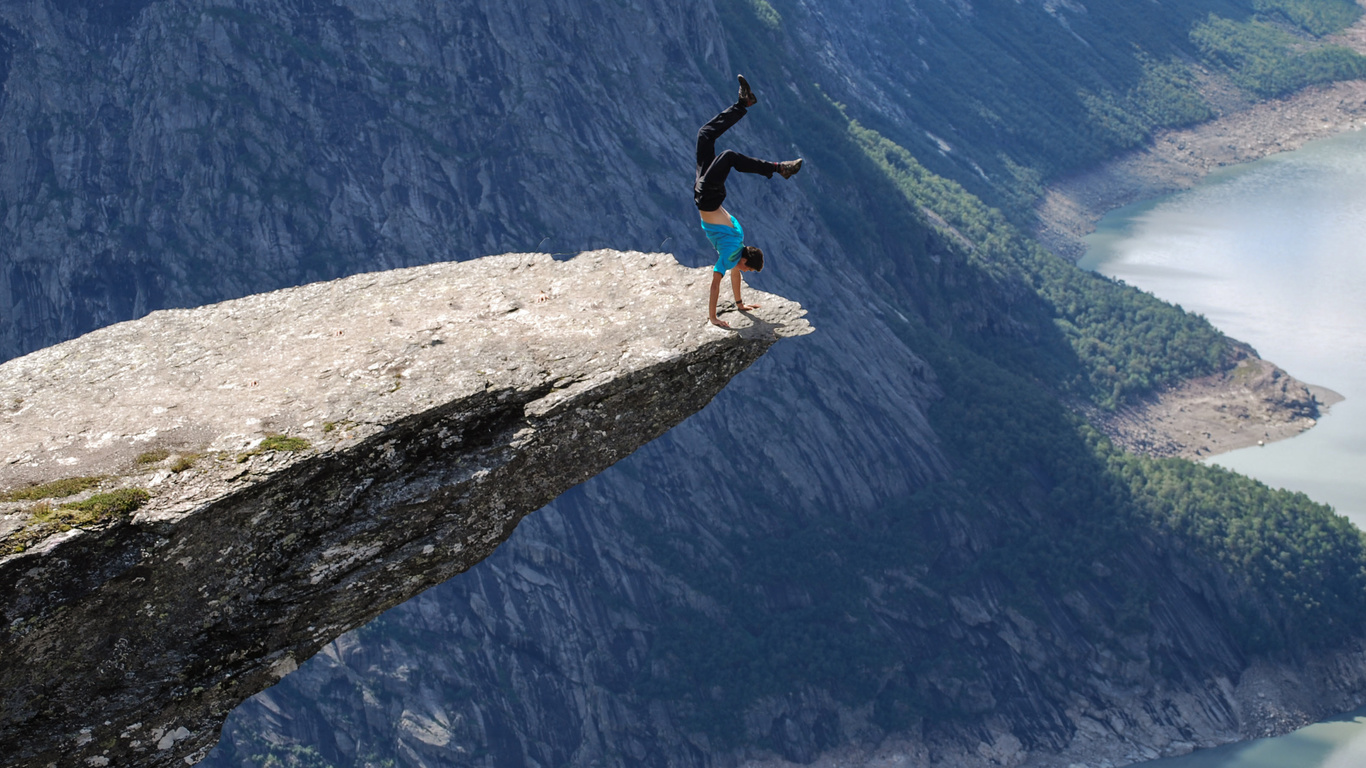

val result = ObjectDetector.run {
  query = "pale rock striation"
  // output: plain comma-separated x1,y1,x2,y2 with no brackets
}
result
0,250,811,768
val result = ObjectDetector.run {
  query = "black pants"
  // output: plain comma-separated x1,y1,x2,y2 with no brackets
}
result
694,101,775,211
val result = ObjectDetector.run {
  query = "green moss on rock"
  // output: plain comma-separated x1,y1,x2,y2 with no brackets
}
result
0,476,108,502
4,488,150,554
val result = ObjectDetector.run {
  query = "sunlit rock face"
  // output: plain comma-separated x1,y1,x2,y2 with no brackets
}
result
0,251,811,768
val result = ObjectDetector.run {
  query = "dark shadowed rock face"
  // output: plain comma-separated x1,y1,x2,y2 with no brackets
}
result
0,250,811,768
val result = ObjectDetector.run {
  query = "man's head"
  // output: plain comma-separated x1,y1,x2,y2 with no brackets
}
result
739,245,764,272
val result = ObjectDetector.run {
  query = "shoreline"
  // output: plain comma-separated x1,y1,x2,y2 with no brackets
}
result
1081,356,1344,461
1035,26,1366,460
1035,7,1366,260
1034,78,1366,260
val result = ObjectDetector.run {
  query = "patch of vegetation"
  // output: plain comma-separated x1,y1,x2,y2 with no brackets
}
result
59,488,150,518
1110,449,1366,650
5,488,150,554
746,0,782,30
1131,55,1216,129
0,476,107,502
261,435,311,452
929,343,1366,651
1254,0,1362,35
237,435,312,462
321,419,359,435
170,454,201,473
1231,358,1262,382
1192,14,1366,97
250,744,340,768
135,448,171,466
846,116,1230,408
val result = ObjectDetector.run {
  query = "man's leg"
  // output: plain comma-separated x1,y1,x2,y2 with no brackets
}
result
695,102,749,180
693,76,787,211
696,74,758,177
699,149,777,191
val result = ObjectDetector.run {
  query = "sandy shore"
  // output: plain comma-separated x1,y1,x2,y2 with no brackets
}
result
1034,23,1365,458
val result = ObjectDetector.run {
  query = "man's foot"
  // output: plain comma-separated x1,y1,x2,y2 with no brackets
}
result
738,74,757,107
776,158,803,179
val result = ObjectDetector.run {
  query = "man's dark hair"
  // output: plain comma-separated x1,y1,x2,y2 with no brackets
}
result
741,245,764,272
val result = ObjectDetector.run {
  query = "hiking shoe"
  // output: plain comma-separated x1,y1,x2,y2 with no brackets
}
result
738,74,757,107
776,158,803,179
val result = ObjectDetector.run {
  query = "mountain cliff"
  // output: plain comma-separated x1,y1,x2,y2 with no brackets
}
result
0,250,810,768
3,0,1366,766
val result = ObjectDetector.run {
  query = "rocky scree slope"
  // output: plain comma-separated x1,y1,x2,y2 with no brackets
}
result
0,250,812,768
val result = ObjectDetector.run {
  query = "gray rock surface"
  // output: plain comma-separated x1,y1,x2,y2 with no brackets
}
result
0,250,811,768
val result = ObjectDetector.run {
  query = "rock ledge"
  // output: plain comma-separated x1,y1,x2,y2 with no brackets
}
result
0,250,810,768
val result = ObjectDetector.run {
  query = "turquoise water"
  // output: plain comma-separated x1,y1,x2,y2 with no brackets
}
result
1139,709,1366,768
1081,127,1366,767
1081,128,1366,528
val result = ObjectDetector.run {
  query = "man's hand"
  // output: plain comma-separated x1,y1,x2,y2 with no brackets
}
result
729,269,759,313
709,317,732,329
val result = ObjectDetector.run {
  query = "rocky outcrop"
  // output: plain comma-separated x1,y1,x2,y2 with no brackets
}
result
1085,352,1344,460
0,250,811,768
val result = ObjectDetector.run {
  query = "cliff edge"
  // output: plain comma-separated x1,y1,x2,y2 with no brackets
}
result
0,249,811,768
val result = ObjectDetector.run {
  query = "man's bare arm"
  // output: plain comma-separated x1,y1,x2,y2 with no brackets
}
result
730,269,760,311
708,271,731,328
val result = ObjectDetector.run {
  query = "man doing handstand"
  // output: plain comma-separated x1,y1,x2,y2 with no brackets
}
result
695,75,802,328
